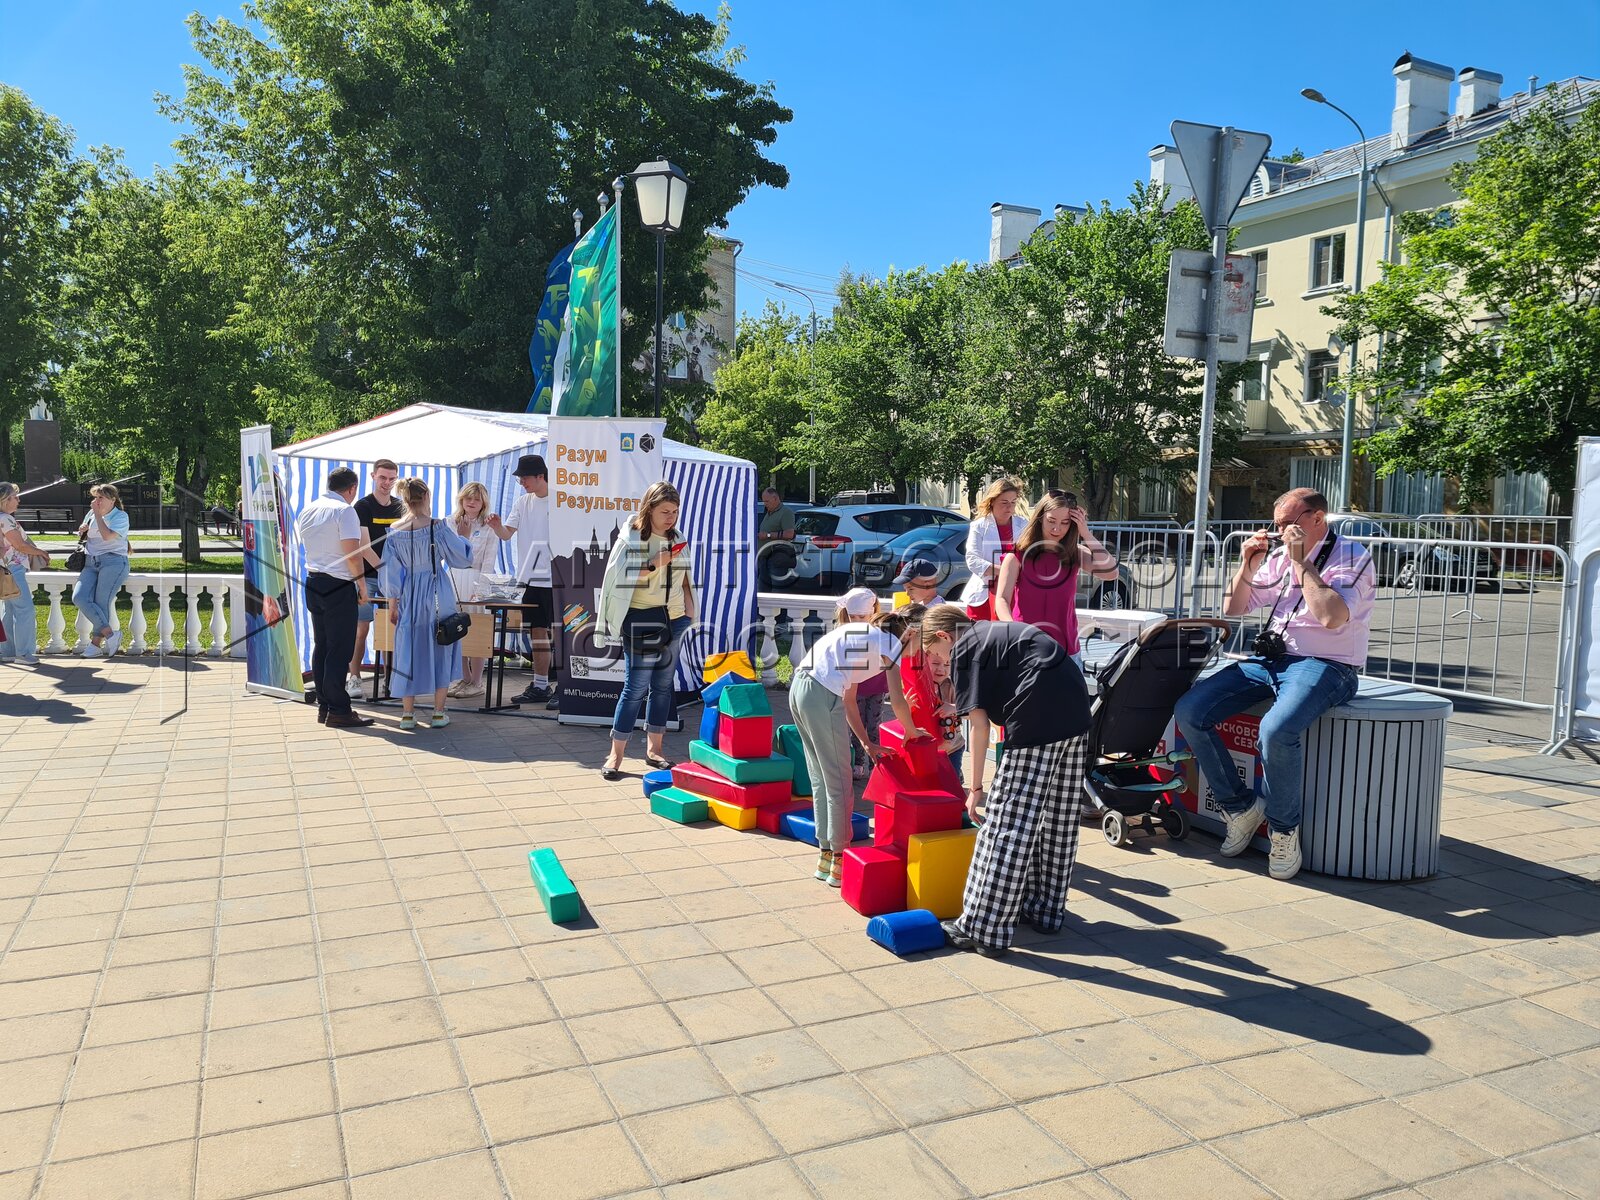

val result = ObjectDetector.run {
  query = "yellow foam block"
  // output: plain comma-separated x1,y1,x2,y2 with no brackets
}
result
707,796,758,831
703,651,758,682
791,791,813,801
906,828,977,919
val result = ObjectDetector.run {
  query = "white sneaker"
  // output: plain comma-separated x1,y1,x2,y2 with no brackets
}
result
79,642,101,658
458,681,484,698
1269,828,1303,880
1219,797,1266,857
446,681,464,698
346,674,366,699
104,630,123,657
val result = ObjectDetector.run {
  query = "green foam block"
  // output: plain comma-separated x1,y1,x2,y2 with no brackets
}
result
528,847,580,923
717,681,772,719
775,724,813,796
688,739,794,784
651,787,710,824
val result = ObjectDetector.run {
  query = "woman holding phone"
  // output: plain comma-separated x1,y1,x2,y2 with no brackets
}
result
595,481,696,780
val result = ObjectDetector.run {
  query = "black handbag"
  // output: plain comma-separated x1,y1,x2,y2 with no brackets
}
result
66,530,87,573
430,522,471,647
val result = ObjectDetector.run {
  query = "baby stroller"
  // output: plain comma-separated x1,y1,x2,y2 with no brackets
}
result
1082,618,1230,848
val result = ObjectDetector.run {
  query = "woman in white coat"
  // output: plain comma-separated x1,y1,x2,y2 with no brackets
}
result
960,477,1025,620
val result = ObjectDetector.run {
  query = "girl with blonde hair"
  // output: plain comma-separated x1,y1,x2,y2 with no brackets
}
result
594,481,697,780
446,481,500,697
379,478,472,729
960,476,1024,620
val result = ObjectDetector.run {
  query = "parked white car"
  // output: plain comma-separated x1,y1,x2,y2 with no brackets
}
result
789,504,966,591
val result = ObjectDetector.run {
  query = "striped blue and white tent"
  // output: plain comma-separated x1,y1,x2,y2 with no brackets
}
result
276,403,757,689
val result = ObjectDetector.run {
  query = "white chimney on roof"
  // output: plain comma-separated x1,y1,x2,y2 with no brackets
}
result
988,203,1041,263
1392,52,1454,149
1455,67,1503,118
1148,145,1195,211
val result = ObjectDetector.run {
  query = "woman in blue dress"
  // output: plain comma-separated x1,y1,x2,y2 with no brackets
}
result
379,477,472,729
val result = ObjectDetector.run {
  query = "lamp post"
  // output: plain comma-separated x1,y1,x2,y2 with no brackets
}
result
1301,88,1368,510
769,279,820,505
629,160,690,419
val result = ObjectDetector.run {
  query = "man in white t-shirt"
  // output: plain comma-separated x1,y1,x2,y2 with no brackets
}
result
488,453,556,706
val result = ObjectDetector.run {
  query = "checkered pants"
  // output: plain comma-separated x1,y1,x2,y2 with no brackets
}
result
957,736,1087,951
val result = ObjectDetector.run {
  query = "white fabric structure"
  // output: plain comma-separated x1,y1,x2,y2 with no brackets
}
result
1567,436,1600,745
276,404,757,689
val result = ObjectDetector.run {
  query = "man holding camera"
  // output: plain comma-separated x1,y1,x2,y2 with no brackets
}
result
1175,488,1374,880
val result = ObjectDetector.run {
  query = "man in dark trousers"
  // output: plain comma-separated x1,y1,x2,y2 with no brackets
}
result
297,467,374,729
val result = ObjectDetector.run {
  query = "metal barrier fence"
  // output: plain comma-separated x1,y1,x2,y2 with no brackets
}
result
1417,513,1572,581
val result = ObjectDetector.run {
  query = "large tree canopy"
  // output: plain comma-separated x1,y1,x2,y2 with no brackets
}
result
172,0,790,428
1330,89,1600,505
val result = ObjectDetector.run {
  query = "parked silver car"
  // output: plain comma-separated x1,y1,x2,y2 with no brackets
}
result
789,504,967,591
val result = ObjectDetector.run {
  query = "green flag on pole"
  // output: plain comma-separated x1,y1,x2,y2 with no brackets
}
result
552,204,620,417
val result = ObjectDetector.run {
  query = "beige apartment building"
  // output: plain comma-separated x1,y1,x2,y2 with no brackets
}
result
1148,55,1598,519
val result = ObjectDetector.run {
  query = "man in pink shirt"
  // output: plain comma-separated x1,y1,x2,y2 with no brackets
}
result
1175,488,1375,880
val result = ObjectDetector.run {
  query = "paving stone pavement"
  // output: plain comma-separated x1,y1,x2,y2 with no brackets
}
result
1,657,1598,1200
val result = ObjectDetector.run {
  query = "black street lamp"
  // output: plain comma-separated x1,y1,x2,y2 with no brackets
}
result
629,159,691,419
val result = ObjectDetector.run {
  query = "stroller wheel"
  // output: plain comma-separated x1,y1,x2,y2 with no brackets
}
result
1160,804,1191,841
1102,811,1130,848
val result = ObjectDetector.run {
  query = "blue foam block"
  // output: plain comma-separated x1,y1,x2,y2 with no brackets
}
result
780,809,870,846
642,769,674,798
700,671,743,707
866,909,946,956
698,704,721,746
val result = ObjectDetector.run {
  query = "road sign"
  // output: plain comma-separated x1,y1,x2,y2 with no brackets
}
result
1170,121,1272,231
1163,249,1258,362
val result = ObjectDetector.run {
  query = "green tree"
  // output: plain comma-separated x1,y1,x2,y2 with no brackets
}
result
698,303,813,490
0,86,90,478
172,0,790,428
786,265,970,501
961,183,1233,515
1329,89,1600,507
58,166,284,561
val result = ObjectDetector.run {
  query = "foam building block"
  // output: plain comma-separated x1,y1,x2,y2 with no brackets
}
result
781,808,870,846
906,829,977,919
642,769,674,798
841,846,908,916
703,651,758,683
862,754,961,809
707,796,759,831
650,787,709,824
698,704,721,746
717,713,775,760
756,801,811,835
528,848,580,923
701,671,742,707
774,724,812,797
717,682,771,719
688,740,793,785
874,795,965,851
866,909,945,956
671,762,790,808
879,721,949,782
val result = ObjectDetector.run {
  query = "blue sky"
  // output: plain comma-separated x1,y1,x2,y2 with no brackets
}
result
2,0,1592,321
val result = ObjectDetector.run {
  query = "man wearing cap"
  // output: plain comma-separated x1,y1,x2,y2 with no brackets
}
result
893,558,949,608
488,454,557,706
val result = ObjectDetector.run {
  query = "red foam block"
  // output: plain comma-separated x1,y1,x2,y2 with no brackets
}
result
717,713,775,760
863,754,961,808
841,846,907,916
873,795,966,850
757,800,811,835
669,762,790,808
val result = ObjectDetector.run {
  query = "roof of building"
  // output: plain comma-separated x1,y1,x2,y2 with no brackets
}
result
1243,75,1599,204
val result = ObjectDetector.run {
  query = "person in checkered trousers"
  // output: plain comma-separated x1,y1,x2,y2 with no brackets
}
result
918,605,1092,957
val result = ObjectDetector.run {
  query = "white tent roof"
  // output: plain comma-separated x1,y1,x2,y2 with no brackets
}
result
277,402,749,469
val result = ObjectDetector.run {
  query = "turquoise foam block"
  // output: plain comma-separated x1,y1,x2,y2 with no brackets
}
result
774,724,813,796
687,740,793,784
642,769,674,798
528,848,580,923
866,909,946,956
717,681,772,719
780,809,870,846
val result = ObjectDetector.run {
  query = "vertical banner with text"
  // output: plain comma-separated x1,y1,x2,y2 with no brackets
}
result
240,426,304,698
547,417,666,725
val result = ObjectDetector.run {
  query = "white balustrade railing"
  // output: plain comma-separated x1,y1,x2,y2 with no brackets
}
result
26,572,246,659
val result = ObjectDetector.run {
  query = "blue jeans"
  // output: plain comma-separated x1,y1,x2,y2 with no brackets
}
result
610,613,692,740
2,566,37,659
1175,656,1360,833
73,554,130,637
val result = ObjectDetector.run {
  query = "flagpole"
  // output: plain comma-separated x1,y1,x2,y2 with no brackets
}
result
612,176,625,418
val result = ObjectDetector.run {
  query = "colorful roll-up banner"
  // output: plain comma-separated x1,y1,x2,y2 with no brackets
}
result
240,425,304,698
547,417,666,726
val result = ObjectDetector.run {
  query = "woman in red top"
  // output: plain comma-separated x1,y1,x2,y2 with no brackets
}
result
994,491,1119,668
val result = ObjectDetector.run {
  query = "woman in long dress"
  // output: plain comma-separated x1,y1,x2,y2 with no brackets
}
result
379,478,472,729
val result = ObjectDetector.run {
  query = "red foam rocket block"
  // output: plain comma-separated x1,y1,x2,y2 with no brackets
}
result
669,762,790,808
873,795,966,851
841,846,907,917
716,713,775,760
757,800,812,834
